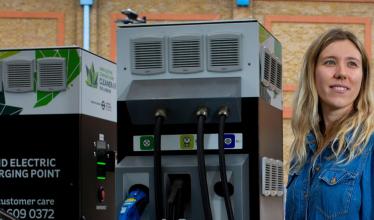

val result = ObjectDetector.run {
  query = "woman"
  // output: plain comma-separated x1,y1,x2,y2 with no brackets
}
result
286,28,374,219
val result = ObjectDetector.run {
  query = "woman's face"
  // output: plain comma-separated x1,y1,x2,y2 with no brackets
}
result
315,39,363,115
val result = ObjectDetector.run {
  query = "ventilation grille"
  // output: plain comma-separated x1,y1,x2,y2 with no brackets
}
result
263,52,271,87
3,60,34,93
131,37,165,75
261,48,282,93
262,157,283,197
270,57,277,86
37,58,66,91
277,162,284,194
276,62,282,91
169,36,203,73
207,34,242,72
264,159,271,194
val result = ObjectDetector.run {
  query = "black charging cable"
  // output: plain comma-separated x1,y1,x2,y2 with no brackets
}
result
166,175,190,220
154,109,166,220
167,181,183,220
196,107,213,220
0,209,19,220
218,106,235,220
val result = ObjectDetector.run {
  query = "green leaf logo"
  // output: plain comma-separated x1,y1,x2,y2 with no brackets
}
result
34,49,81,108
86,63,98,88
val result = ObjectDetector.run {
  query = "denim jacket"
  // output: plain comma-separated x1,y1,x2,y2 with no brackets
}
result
285,132,374,220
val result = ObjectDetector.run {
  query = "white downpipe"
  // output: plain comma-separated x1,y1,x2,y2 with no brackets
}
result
83,5,90,50
80,0,94,50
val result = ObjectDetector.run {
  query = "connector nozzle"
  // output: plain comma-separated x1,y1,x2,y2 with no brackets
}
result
155,109,167,118
196,107,208,117
218,106,230,118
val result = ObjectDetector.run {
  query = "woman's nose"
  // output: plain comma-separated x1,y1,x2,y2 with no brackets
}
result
334,63,347,79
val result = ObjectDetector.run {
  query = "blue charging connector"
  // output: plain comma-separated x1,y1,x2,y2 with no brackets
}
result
119,184,149,220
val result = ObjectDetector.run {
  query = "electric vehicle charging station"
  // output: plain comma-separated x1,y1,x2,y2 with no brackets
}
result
115,20,284,219
0,47,117,220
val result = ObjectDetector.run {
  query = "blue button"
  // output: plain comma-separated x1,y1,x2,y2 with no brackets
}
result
223,134,235,148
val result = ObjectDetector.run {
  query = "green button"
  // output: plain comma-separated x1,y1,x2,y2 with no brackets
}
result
97,176,106,181
96,161,106,166
179,134,194,150
140,135,154,150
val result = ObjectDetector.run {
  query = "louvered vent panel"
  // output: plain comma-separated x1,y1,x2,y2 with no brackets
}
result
262,157,272,196
271,163,278,196
131,37,165,75
4,60,34,92
264,53,271,82
261,48,282,93
262,157,283,197
207,34,241,72
169,36,203,73
277,161,284,196
265,161,271,192
261,49,271,87
270,57,277,87
276,61,282,91
37,58,66,91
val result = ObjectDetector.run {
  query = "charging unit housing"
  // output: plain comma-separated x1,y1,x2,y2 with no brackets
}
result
115,20,283,219
0,46,117,220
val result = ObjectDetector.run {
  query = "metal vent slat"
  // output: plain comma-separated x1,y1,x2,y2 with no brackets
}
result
271,163,277,195
4,60,34,92
131,38,165,74
276,62,282,90
207,34,242,72
265,163,271,191
262,158,272,196
169,36,203,73
264,52,271,81
262,157,283,197
277,163,284,195
37,58,66,91
270,57,277,85
261,48,282,94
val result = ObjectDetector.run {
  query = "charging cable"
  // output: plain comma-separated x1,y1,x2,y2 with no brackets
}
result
119,184,149,220
218,106,235,220
196,107,213,220
0,209,19,220
154,109,166,220
166,175,190,220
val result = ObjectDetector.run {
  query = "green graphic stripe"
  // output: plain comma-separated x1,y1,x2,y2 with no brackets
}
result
259,25,270,45
34,91,60,108
0,104,23,116
0,51,19,59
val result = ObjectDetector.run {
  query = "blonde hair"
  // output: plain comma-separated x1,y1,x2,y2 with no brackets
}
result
290,28,374,170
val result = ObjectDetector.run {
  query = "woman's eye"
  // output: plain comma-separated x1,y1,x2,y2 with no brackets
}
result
324,60,335,65
348,61,359,68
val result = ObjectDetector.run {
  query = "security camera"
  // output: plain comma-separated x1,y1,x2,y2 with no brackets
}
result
121,8,138,20
119,8,146,24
